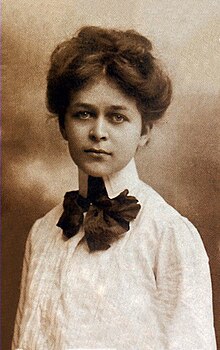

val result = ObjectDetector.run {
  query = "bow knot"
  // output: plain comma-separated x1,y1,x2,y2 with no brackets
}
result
57,178,141,252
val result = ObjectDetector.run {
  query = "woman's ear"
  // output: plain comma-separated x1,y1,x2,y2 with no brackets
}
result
138,123,152,147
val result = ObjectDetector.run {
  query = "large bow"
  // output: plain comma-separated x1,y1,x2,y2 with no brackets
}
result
57,189,141,252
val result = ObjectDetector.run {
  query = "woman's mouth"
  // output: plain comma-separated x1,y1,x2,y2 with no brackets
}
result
84,148,112,156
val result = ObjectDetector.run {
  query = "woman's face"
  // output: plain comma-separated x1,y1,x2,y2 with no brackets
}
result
61,77,150,177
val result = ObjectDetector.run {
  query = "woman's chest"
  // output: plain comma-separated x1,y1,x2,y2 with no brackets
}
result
28,226,158,313
21,223,164,349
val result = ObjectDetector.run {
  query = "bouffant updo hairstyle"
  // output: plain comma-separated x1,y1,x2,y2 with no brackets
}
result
46,26,172,132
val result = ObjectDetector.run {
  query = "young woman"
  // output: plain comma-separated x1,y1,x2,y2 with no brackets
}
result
12,26,216,349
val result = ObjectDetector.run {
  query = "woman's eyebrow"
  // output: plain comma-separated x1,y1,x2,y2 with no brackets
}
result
109,105,128,111
71,102,95,109
71,103,129,112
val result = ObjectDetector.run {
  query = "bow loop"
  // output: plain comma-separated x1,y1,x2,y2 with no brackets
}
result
108,189,141,221
57,191,84,239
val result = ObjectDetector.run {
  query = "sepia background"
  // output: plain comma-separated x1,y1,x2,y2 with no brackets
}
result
2,0,220,349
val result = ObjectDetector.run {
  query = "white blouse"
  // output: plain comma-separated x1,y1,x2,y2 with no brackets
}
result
12,160,216,350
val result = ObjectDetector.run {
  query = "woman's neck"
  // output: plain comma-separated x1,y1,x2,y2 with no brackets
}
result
78,158,139,199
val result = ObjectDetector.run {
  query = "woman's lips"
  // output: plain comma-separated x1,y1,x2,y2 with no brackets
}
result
84,148,112,155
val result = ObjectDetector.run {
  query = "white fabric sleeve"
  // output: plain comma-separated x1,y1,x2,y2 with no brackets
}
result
155,217,217,350
11,219,41,350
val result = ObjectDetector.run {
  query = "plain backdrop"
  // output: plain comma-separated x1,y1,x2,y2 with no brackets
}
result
2,0,220,349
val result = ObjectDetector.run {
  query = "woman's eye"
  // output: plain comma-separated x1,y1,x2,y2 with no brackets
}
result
111,114,126,123
74,111,93,119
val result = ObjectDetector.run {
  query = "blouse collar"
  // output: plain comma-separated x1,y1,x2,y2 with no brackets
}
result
78,158,139,199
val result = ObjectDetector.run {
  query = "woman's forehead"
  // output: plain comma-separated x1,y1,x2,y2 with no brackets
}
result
69,76,137,107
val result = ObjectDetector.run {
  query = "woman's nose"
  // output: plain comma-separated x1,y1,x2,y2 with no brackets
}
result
89,117,109,141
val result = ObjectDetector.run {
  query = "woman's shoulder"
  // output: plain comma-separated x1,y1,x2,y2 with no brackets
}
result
34,202,63,228
136,180,185,224
27,202,64,245
135,180,208,259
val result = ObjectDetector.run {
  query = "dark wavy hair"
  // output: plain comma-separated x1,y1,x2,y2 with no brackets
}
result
46,26,172,131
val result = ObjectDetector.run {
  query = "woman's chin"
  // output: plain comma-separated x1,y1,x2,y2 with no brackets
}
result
77,163,115,178
82,168,112,178
75,157,130,178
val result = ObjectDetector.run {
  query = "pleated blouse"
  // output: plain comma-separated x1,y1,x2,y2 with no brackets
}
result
12,161,216,350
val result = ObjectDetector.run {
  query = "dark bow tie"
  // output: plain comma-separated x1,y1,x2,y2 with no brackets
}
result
57,176,141,252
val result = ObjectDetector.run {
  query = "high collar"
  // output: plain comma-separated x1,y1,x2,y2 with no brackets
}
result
78,159,139,199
